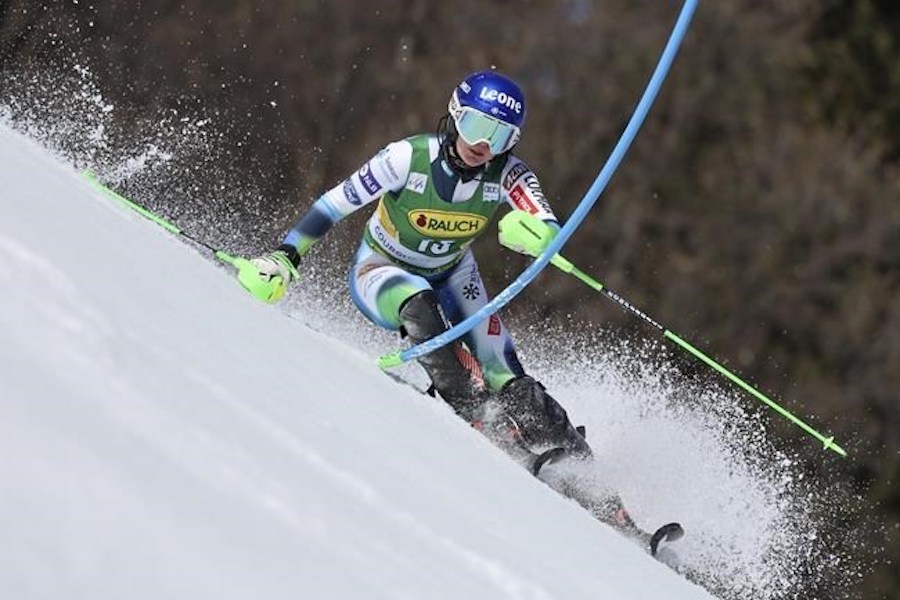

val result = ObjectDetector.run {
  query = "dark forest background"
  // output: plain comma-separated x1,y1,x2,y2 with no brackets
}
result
1,1,897,597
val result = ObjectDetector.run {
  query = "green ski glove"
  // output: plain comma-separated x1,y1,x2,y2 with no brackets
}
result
498,211,559,258
236,248,300,304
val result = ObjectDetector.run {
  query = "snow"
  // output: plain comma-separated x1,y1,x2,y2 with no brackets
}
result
0,123,716,599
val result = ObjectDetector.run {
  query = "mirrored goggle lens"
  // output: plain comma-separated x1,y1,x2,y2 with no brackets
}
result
455,108,518,154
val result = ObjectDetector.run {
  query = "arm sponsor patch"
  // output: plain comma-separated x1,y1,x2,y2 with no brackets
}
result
509,184,540,214
342,179,362,206
503,162,530,190
356,162,382,195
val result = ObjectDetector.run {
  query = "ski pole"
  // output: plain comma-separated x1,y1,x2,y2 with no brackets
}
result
82,170,244,268
499,212,847,458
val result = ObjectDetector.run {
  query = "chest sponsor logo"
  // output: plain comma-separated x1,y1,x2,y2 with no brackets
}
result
483,182,500,202
406,172,428,194
372,222,417,263
356,162,382,195
503,163,529,190
408,209,488,238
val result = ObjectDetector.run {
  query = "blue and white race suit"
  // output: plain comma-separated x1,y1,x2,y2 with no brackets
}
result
282,134,558,391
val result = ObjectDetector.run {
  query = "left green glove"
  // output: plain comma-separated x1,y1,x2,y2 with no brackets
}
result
236,247,300,303
498,211,559,258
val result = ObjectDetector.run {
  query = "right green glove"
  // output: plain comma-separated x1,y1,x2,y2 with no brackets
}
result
236,248,300,304
498,211,559,258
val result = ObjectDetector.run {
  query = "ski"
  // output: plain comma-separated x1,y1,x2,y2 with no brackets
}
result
590,494,684,558
387,372,686,559
530,445,685,558
649,522,684,556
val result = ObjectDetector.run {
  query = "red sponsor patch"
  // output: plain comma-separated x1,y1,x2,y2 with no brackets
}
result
509,184,539,214
487,315,502,336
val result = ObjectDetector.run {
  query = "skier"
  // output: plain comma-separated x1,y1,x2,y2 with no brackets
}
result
237,70,684,555
238,70,591,461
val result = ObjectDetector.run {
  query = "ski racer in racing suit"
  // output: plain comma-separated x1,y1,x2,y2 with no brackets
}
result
239,70,590,459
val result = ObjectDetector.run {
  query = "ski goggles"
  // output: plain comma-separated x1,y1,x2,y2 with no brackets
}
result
449,94,521,155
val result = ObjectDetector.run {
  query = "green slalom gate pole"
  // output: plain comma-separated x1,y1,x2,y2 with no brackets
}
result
82,170,276,291
530,242,847,458
554,254,846,457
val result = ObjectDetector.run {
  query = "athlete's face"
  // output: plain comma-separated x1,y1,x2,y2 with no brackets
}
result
455,137,494,168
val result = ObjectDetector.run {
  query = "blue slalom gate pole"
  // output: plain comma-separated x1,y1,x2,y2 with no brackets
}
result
379,0,700,369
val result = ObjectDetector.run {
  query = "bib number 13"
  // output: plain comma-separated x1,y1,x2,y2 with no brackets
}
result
417,238,453,255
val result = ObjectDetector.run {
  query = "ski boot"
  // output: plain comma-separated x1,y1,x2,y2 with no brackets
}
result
493,375,592,459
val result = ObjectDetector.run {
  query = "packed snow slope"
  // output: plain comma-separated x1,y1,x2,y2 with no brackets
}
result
0,124,717,599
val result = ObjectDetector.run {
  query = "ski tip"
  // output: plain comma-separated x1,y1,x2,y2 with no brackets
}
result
531,447,567,477
650,522,684,557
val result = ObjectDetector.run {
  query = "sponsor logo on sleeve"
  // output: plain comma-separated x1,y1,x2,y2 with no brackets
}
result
342,179,362,206
509,184,539,214
503,162,529,190
356,162,382,195
508,172,553,216
376,148,400,180
483,182,500,202
406,172,428,194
